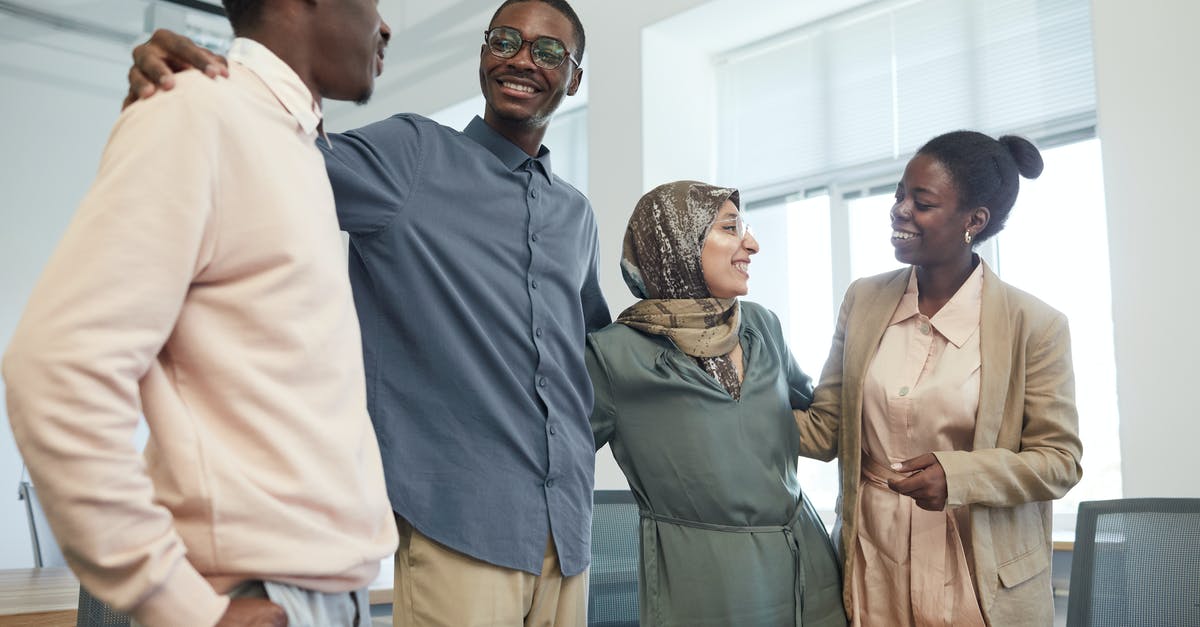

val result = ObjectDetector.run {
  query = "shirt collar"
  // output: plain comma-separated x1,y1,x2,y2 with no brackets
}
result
888,270,922,327
463,116,554,184
227,38,325,143
888,262,985,348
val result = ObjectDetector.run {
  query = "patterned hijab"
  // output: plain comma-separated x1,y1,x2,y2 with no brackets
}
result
617,180,743,399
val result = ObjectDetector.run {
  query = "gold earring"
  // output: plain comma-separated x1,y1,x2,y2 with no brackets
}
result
964,230,973,245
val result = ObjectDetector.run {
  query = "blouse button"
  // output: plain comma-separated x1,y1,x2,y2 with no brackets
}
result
899,386,910,397
919,322,931,335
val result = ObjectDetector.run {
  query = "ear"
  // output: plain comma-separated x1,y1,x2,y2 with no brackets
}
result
567,67,582,96
967,206,990,237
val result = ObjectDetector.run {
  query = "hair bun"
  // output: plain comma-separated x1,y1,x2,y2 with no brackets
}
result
999,135,1044,179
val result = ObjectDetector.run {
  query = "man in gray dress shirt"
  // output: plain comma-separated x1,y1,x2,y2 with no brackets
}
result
124,1,608,625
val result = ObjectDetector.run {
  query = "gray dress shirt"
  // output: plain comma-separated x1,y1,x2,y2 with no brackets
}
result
320,114,610,576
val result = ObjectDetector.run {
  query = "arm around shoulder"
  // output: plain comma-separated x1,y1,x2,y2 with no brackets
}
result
749,302,815,410
795,285,860,461
585,333,619,451
322,114,425,234
580,218,611,333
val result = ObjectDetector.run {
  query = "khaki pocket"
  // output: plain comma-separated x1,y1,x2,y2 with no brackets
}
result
997,545,1049,588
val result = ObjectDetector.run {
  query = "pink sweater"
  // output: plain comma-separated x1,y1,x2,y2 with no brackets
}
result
3,40,397,626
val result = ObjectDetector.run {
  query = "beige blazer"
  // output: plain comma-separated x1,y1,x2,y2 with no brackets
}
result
797,263,1083,626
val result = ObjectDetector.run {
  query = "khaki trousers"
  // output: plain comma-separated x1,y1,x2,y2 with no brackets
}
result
393,515,588,627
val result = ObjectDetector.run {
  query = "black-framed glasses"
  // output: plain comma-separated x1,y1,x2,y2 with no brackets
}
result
484,26,580,70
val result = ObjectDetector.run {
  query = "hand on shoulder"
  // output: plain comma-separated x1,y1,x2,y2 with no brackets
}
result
124,29,228,110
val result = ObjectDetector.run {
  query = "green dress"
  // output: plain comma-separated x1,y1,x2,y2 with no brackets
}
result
587,301,847,627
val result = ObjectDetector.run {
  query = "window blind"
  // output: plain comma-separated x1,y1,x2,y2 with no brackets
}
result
717,0,1095,190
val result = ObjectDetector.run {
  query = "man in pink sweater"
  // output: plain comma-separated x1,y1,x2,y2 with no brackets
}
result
2,1,397,625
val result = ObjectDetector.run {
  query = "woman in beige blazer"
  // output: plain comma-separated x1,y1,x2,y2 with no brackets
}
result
796,130,1083,626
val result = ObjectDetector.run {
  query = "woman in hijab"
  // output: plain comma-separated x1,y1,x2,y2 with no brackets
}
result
587,180,847,627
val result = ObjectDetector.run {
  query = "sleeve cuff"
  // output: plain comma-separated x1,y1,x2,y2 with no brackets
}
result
933,450,972,508
129,562,229,627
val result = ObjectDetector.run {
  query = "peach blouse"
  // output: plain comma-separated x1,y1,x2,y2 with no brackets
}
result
850,264,987,627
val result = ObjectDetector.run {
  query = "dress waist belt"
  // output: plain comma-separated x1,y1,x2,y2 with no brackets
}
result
859,449,909,487
641,504,809,627
858,450,985,627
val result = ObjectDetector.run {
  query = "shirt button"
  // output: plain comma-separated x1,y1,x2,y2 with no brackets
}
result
919,322,931,335
531,189,538,198
539,377,548,388
535,327,543,337
531,233,539,242
545,478,555,488
899,386,910,397
531,279,539,289
549,425,557,435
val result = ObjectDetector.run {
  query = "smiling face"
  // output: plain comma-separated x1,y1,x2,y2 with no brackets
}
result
890,153,988,269
479,2,582,134
311,0,390,103
701,201,759,299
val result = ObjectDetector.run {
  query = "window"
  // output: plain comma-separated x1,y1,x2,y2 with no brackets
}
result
847,189,908,280
540,106,589,193
747,193,834,378
717,0,1096,191
746,193,840,514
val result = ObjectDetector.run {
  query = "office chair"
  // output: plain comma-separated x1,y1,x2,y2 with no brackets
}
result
77,587,130,627
589,490,640,627
1066,498,1200,627
17,479,130,626
18,480,66,568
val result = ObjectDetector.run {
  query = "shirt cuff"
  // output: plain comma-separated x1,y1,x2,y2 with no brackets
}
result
129,563,229,627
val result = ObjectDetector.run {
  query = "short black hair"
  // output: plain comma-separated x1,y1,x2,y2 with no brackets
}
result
490,0,586,61
221,0,264,34
917,130,1044,243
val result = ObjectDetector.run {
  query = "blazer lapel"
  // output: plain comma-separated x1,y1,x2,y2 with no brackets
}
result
976,263,1012,449
844,269,911,415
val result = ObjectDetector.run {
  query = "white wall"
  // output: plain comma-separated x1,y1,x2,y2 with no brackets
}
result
1092,0,1200,498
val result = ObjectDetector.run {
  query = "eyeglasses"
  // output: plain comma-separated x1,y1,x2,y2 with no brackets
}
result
712,216,753,240
484,26,580,70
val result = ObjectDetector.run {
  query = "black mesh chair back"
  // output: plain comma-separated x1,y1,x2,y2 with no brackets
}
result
77,586,130,627
1066,498,1200,627
589,490,640,627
